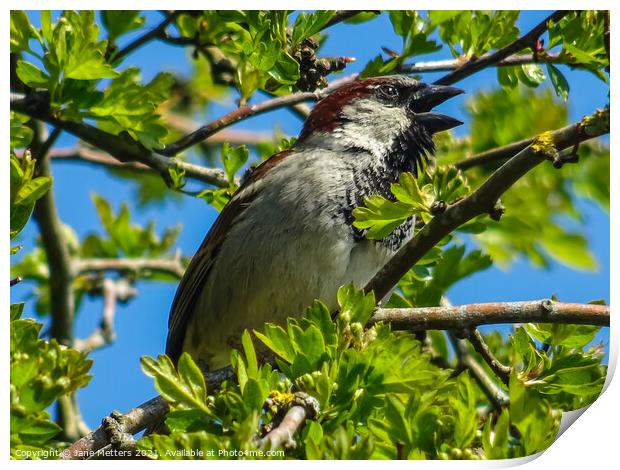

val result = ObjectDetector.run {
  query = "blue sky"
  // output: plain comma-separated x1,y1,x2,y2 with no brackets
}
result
12,11,610,428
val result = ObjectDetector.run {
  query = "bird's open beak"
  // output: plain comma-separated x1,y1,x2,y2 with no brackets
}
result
410,85,464,133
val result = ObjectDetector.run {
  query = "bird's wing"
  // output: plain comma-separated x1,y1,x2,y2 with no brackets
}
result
165,149,295,363
165,196,248,362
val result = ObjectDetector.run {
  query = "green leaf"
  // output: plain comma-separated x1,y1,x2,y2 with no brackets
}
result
240,330,258,376
101,11,145,42
337,284,376,325
497,66,518,88
428,10,462,25
562,43,600,65
482,409,510,459
289,324,326,368
524,323,600,349
268,51,300,85
10,303,25,321
291,11,336,46
10,111,34,148
140,354,210,413
10,11,32,53
11,176,52,239
197,188,230,212
546,63,570,100
16,60,51,88
221,143,249,185
177,352,207,405
242,378,266,412
167,165,186,190
40,11,52,44
11,415,62,446
352,195,413,239
65,50,118,80
450,373,478,448
254,324,296,363
165,409,211,433
518,63,546,88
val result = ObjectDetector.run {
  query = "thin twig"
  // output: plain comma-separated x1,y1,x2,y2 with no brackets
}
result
10,276,22,287
400,52,561,74
158,74,359,156
364,108,609,301
454,137,534,171
434,11,570,86
74,255,186,279
324,10,378,29
163,112,277,145
450,333,510,409
74,278,138,353
111,11,180,62
467,329,512,385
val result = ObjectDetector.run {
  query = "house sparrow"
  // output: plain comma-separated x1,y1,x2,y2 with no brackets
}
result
166,75,463,370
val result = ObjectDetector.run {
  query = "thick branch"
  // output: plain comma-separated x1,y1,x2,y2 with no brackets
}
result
31,124,90,440
74,256,185,279
62,366,236,459
364,109,609,300
63,299,607,458
434,11,570,86
11,95,231,188
31,127,73,344
260,393,320,450
370,300,610,330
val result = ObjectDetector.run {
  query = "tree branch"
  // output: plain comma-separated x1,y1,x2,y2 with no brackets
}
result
62,366,236,459
11,94,231,188
260,393,320,450
30,124,90,441
467,328,512,385
74,255,186,279
400,52,563,74
364,107,609,300
324,11,378,29
74,278,138,353
370,300,610,330
31,126,73,343
158,74,359,156
450,333,509,409
111,11,180,62
163,112,277,145
454,137,534,171
63,298,608,458
434,11,570,86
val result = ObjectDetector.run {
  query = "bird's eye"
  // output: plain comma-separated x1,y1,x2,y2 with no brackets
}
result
378,84,399,100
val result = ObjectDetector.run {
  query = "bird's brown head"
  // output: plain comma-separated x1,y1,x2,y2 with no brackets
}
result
298,75,464,175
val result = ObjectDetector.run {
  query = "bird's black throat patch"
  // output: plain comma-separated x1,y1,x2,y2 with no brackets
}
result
341,123,435,250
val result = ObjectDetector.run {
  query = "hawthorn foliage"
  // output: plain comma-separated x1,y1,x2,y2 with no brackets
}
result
10,10,609,460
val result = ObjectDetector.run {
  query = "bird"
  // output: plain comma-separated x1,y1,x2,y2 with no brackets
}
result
166,75,463,371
